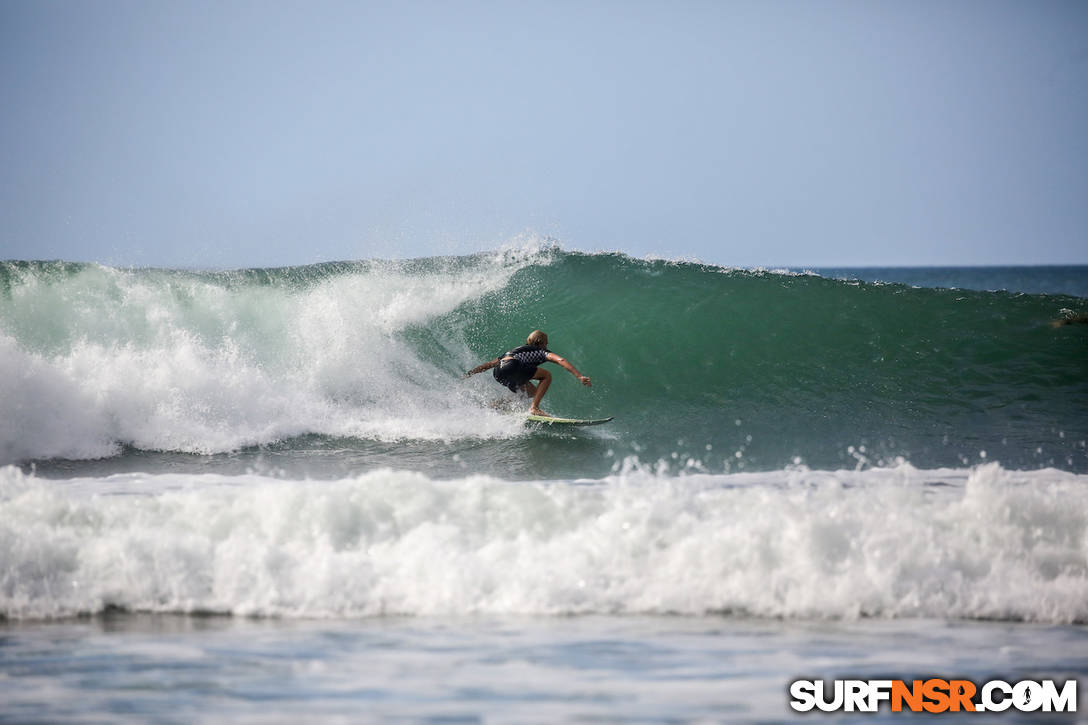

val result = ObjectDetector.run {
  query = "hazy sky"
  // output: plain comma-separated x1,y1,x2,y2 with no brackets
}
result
1,0,1085,268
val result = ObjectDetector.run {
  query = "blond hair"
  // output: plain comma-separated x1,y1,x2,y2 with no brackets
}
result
527,329,548,347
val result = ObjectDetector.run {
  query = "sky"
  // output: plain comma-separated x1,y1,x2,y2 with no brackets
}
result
1,0,1085,268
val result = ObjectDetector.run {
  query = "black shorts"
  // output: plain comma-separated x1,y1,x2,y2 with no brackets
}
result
493,358,536,392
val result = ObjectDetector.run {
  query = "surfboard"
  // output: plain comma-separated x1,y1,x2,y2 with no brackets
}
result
526,414,614,427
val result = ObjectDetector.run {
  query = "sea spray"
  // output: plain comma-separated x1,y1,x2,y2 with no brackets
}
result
1,250,551,462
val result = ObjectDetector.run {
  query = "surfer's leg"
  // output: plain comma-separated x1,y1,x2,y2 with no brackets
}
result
528,368,551,415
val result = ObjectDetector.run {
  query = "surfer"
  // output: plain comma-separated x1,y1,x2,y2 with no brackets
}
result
463,330,592,416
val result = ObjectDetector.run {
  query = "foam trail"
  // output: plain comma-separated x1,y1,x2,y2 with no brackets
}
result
2,463,1085,622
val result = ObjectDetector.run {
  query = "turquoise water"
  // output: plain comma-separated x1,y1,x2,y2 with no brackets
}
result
808,265,1088,298
1,248,1086,721
3,250,1085,477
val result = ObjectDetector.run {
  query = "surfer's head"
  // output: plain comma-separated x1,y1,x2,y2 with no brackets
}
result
527,330,548,348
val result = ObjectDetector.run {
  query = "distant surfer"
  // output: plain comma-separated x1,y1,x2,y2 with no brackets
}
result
464,330,592,416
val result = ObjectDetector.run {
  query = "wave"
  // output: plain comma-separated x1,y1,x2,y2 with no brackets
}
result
1,246,1086,472
2,463,1085,623
0,248,552,463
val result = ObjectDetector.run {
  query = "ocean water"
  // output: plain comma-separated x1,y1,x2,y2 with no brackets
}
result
2,247,1086,722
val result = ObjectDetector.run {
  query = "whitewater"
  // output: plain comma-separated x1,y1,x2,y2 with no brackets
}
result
2,246,1086,722
3,463,1087,623
0,249,542,463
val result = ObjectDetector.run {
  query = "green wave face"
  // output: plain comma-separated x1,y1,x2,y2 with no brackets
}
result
2,252,1086,474
436,252,1088,471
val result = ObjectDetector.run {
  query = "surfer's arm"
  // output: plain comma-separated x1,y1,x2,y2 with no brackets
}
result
545,352,592,387
463,359,499,378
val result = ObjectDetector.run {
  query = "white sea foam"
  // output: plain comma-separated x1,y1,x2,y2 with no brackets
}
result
0,249,551,463
2,463,1085,622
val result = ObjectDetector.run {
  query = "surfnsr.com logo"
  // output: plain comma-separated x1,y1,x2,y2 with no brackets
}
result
789,678,1077,714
